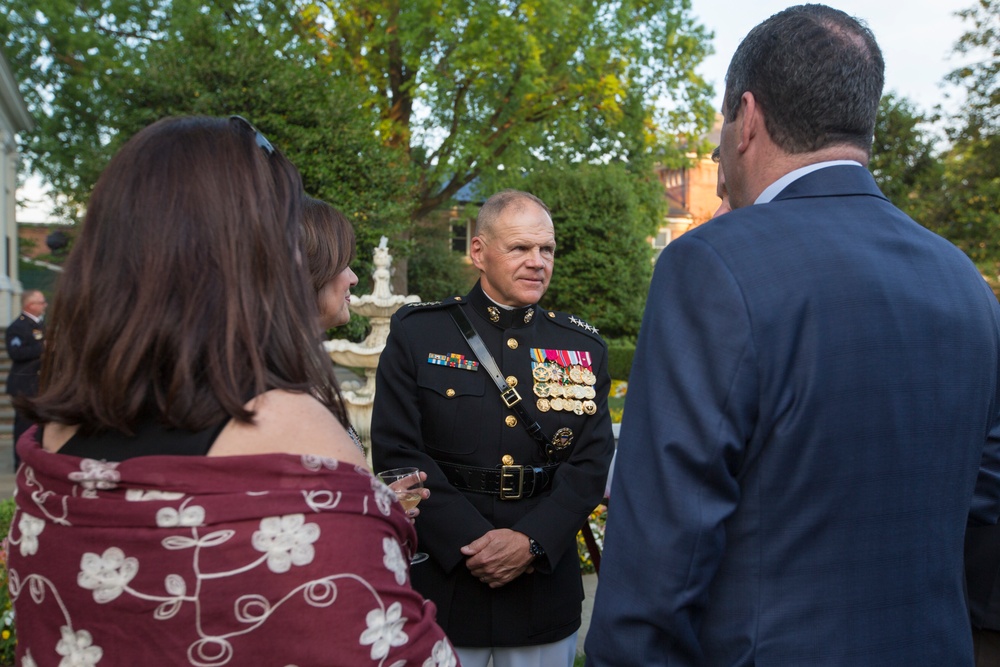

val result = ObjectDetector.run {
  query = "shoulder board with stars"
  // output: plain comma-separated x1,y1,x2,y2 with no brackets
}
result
539,310,605,341
395,295,464,319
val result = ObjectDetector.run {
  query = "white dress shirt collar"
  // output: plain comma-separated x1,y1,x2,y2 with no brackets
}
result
754,160,863,205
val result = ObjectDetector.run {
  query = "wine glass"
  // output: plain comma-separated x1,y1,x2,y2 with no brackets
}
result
376,467,429,564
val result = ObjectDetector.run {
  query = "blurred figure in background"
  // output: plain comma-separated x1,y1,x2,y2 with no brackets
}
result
5,289,46,469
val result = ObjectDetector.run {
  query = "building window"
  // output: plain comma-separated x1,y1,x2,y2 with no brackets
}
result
652,227,673,262
451,222,470,254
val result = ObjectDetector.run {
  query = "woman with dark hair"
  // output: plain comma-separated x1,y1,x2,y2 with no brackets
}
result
6,116,456,666
301,196,359,332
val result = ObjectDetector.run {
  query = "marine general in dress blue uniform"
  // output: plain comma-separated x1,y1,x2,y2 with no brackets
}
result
586,6,1000,666
372,190,614,667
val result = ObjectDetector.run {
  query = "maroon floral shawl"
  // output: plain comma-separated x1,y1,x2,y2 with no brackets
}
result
9,428,458,667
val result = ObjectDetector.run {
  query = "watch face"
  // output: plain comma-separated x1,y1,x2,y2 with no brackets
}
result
529,539,545,557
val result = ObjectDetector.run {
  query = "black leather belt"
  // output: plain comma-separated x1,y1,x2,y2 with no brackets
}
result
437,461,559,500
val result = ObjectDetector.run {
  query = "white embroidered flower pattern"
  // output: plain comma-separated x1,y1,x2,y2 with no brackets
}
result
422,639,458,667
68,459,121,494
372,477,396,516
156,504,206,528
125,489,184,501
17,513,45,557
20,650,37,667
55,626,103,666
359,601,408,660
251,515,320,574
78,547,139,603
300,454,339,472
382,537,407,585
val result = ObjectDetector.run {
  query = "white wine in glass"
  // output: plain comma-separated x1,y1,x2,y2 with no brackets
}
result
376,467,429,564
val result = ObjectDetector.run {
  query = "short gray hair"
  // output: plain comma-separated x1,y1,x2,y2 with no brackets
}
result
475,189,550,239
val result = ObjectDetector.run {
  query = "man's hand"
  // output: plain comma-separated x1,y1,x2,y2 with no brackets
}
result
461,529,536,588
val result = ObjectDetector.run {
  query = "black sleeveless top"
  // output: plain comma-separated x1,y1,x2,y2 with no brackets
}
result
58,420,229,462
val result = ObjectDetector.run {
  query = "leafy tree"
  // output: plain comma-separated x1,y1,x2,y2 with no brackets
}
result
3,0,716,224
946,0,999,138
119,3,414,287
938,0,1000,276
1,0,412,287
870,93,944,226
306,0,716,219
4,0,716,311
406,209,478,300
1,0,168,218
494,162,663,338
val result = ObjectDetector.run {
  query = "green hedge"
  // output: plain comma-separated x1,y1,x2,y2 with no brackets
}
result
0,496,16,663
606,338,635,381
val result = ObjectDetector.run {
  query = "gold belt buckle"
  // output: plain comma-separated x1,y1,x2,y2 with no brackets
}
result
501,386,522,408
499,465,524,500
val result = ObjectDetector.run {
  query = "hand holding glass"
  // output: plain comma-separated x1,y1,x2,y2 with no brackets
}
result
376,467,429,564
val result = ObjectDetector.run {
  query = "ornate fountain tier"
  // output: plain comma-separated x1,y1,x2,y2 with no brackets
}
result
325,240,419,457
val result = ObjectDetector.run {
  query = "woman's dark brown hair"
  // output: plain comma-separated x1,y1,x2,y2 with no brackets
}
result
25,115,349,433
300,196,356,293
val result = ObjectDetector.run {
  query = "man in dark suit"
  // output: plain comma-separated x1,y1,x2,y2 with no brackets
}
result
586,5,1000,666
372,189,614,667
6,289,47,467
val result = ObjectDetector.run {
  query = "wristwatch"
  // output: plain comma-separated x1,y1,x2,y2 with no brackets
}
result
528,537,545,558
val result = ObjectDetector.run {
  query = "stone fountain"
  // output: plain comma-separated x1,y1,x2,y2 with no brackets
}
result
325,238,419,460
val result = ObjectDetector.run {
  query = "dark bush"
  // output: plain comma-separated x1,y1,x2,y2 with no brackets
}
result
606,339,636,381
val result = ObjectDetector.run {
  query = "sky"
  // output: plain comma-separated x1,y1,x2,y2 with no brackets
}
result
689,0,976,115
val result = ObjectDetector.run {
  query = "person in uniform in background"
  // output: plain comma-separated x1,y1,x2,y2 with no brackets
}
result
372,189,614,667
5,289,47,467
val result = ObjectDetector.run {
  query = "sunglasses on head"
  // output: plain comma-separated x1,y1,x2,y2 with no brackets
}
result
229,115,275,155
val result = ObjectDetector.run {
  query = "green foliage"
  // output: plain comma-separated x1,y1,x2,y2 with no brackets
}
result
0,496,17,663
17,260,60,295
932,0,1000,273
323,312,371,343
495,162,661,338
870,93,945,225
606,339,636,382
1,0,155,218
406,218,478,302
308,0,716,217
946,0,999,139
3,0,716,234
2,0,717,307
1,0,413,284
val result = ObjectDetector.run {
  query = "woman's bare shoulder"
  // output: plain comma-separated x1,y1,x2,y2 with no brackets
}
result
208,390,367,466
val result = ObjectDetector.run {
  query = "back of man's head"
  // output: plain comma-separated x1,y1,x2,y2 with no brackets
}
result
723,4,884,156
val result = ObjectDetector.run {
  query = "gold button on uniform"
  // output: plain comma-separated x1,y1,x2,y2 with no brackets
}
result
507,338,518,349
505,415,518,427
446,388,456,397
502,454,515,466
505,375,518,387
